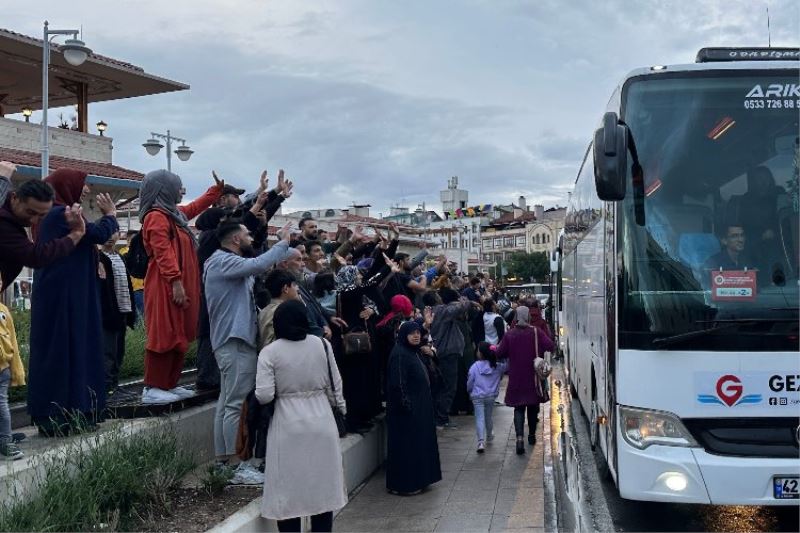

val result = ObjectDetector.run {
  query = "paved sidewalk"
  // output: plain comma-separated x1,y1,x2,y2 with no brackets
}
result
334,401,545,532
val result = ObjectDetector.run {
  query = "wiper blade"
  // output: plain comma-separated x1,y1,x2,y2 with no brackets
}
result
653,317,796,348
652,323,741,349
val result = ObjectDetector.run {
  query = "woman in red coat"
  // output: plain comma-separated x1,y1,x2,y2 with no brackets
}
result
139,169,222,404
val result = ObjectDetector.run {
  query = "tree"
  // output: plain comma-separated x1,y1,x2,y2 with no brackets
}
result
506,251,549,282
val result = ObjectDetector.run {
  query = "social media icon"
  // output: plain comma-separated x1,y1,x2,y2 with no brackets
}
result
769,397,778,405
779,397,788,406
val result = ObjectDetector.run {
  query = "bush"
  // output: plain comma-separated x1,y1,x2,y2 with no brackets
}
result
8,312,197,404
0,423,196,532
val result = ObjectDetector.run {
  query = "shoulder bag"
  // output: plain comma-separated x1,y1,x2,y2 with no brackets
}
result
533,326,551,404
321,338,348,437
337,292,372,355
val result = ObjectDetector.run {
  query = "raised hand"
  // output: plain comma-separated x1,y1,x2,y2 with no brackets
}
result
258,170,269,193
251,190,269,212
0,161,17,179
95,193,117,217
281,178,294,198
212,170,225,191
277,222,293,242
64,204,85,231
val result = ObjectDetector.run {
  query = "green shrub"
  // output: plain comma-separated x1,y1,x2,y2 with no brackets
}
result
8,312,198,404
0,423,196,532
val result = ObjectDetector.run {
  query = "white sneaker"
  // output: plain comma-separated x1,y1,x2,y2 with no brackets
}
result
229,462,265,485
168,386,196,400
141,387,181,405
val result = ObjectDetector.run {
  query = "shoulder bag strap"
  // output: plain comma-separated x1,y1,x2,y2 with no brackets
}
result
321,337,336,394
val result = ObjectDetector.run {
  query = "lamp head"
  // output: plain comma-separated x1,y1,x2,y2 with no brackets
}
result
61,38,91,66
96,120,107,136
174,144,194,162
143,138,163,156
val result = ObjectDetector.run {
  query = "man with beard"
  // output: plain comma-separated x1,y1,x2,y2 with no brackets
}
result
204,221,292,479
297,217,320,243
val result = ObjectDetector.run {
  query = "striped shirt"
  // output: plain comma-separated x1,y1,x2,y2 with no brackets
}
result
104,251,132,313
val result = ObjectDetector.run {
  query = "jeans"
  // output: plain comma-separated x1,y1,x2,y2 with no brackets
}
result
0,368,10,443
277,512,333,532
132,290,144,325
472,396,496,443
195,335,221,390
103,326,127,390
434,352,459,425
214,339,258,456
514,404,540,438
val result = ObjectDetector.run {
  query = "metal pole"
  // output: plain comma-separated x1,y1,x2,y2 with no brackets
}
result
166,129,172,172
41,21,49,178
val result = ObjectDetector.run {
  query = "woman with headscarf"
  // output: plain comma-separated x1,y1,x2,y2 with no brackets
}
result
334,262,395,432
496,306,554,455
28,169,118,436
385,320,442,495
255,300,347,532
375,295,414,401
139,169,222,404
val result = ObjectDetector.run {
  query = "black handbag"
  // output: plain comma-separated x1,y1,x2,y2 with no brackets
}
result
321,339,348,437
337,293,372,355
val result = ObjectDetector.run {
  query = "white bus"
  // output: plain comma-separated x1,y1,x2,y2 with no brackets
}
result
559,47,799,505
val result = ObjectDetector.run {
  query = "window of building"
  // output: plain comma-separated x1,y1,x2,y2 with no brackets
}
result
493,238,502,247
324,209,336,217
504,237,513,247
534,234,540,244
515,236,526,247
483,239,492,249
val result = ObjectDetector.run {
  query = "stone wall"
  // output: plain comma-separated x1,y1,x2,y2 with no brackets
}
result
0,117,112,164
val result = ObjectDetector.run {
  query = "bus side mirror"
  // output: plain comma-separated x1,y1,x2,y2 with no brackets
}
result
593,112,628,201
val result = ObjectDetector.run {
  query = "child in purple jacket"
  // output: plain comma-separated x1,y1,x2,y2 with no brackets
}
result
467,342,508,453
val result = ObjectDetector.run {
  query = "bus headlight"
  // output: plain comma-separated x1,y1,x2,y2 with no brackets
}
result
619,406,698,450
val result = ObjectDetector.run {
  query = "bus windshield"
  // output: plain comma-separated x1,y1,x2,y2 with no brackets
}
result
618,71,799,351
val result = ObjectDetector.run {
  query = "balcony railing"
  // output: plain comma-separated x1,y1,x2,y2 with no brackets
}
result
0,116,112,164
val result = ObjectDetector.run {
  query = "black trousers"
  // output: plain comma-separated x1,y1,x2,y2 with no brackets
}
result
195,335,220,390
276,511,333,532
434,352,459,425
513,404,540,437
103,326,127,390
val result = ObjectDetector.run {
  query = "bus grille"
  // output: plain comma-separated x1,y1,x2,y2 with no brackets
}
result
683,418,800,459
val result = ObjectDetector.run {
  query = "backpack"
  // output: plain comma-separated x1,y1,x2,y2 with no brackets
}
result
123,214,177,279
124,232,150,279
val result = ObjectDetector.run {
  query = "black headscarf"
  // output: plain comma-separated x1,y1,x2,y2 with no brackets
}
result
397,320,423,349
274,300,310,341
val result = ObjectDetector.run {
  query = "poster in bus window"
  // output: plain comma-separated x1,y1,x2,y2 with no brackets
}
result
710,270,756,301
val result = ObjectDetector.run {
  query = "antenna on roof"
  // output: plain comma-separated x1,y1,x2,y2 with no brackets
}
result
767,2,772,47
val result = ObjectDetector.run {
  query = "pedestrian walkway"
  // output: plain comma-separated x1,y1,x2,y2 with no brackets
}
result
334,402,545,532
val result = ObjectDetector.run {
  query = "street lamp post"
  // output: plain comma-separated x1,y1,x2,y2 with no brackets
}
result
41,21,92,178
142,130,193,172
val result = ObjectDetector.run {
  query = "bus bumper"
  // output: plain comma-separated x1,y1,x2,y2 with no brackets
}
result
618,438,800,505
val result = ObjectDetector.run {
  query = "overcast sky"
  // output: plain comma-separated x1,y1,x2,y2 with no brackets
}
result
5,0,799,215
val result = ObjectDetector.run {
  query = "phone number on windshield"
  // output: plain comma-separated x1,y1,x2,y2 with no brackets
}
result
743,99,799,109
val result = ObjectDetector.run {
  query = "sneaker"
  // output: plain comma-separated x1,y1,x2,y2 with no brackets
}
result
443,421,459,430
528,434,536,446
229,462,265,486
168,386,196,400
141,387,181,405
486,433,494,443
0,441,24,461
477,441,485,454
516,439,525,455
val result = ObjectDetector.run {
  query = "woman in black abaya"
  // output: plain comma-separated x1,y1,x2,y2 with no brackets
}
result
385,320,442,495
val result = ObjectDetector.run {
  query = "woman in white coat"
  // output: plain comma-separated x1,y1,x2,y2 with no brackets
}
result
256,299,348,532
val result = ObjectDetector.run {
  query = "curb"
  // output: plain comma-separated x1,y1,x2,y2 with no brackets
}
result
543,373,559,533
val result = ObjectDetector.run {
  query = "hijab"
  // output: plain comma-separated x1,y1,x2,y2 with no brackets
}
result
45,168,87,206
273,299,310,341
515,306,531,327
376,294,414,328
139,169,190,229
397,319,423,349
335,265,360,291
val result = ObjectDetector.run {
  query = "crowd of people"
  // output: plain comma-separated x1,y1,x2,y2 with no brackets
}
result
0,161,556,532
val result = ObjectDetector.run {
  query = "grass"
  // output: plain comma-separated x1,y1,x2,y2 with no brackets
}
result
0,423,197,532
9,309,197,403
200,463,234,498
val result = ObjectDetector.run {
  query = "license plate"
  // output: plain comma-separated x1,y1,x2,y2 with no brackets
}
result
773,476,799,499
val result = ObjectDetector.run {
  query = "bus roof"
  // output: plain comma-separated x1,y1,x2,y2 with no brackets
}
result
621,58,799,84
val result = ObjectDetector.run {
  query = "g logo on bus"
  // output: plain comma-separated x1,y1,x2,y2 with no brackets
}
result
716,375,743,406
697,374,762,407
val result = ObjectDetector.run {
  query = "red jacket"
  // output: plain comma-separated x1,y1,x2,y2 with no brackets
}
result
142,186,221,354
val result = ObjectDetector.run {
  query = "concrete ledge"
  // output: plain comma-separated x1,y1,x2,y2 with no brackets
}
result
0,403,216,503
208,418,387,533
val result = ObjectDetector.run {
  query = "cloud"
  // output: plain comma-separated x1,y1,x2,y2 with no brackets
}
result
4,0,799,216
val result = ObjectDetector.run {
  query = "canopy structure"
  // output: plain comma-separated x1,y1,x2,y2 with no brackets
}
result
0,27,188,131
